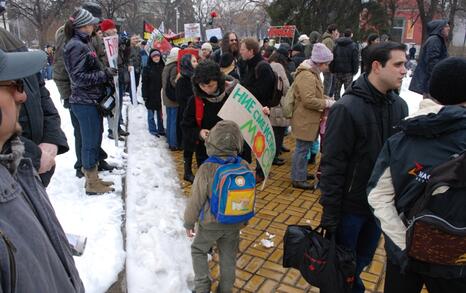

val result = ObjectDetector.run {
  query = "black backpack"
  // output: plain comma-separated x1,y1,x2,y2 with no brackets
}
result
165,78,177,102
255,60,283,108
283,225,356,293
406,151,466,269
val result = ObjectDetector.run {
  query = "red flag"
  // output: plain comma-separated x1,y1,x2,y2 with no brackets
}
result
143,21,155,40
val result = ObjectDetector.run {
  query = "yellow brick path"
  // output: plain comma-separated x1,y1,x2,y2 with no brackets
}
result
173,135,427,293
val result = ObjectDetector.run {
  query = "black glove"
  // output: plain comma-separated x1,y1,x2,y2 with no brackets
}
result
320,206,340,236
105,67,118,78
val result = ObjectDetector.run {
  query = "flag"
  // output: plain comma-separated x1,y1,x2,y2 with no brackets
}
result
143,20,155,40
146,27,172,54
158,21,165,34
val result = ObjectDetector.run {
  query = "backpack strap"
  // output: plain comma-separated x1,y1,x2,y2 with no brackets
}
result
205,155,242,165
194,96,204,128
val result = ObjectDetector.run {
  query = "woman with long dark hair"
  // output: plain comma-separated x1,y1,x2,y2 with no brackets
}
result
63,9,118,195
176,54,198,182
142,48,165,136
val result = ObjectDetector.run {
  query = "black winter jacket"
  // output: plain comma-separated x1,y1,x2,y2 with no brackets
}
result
409,19,449,95
330,37,359,75
0,138,84,293
142,50,164,111
319,74,408,221
367,103,466,278
64,31,109,105
238,53,275,107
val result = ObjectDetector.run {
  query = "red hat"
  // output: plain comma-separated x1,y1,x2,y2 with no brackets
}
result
100,19,116,32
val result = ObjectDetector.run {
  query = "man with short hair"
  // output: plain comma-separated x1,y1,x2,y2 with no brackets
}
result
0,49,84,293
322,24,339,96
128,34,142,103
330,28,359,100
319,42,409,293
409,19,449,97
368,56,466,293
238,37,275,183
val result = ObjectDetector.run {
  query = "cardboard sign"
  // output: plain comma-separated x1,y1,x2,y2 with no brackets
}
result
172,37,194,46
103,35,120,145
206,28,222,41
218,84,276,188
129,66,137,106
184,23,201,39
267,25,296,38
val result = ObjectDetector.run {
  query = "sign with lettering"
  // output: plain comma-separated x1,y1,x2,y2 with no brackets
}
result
218,84,276,187
103,35,120,145
267,25,296,38
184,23,201,39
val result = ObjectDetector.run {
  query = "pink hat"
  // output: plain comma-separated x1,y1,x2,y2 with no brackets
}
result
311,43,333,64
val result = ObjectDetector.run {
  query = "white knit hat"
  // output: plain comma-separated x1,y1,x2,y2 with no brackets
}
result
201,42,213,52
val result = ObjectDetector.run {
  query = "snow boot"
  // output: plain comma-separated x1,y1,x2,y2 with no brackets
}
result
183,155,195,183
82,167,114,186
84,166,114,195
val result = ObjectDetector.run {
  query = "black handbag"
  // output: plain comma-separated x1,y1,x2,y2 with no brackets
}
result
283,225,356,293
98,86,116,117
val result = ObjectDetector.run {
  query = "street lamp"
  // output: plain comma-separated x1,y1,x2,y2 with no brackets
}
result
175,7,180,34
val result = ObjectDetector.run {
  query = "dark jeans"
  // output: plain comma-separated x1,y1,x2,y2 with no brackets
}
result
385,261,466,293
166,107,178,148
323,72,335,97
69,109,107,170
336,213,382,293
272,126,286,158
147,109,165,135
70,104,103,170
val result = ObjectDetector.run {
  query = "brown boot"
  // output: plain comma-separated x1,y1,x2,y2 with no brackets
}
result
83,166,114,195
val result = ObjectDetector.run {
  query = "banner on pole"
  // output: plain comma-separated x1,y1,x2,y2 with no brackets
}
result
218,84,276,188
267,25,296,38
184,23,201,39
103,35,120,145
146,27,172,54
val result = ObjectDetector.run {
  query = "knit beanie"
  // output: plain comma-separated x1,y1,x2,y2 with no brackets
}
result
100,19,116,32
277,43,291,57
201,42,213,52
82,2,103,20
71,9,99,28
311,43,333,64
429,57,466,105
166,47,180,65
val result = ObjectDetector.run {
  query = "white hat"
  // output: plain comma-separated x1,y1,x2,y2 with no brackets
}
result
201,42,213,52
298,34,310,42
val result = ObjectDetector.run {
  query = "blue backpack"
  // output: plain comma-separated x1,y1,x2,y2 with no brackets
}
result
204,156,256,224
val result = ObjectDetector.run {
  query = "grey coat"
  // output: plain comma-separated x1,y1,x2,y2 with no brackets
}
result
162,61,179,108
0,138,84,293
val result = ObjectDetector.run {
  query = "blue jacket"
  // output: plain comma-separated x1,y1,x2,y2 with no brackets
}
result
409,19,449,95
0,138,84,292
64,30,108,104
367,101,466,278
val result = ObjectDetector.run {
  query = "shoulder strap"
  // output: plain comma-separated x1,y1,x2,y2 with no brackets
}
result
205,155,241,165
194,96,204,128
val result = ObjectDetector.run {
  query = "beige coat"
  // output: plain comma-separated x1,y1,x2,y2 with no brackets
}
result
291,62,327,141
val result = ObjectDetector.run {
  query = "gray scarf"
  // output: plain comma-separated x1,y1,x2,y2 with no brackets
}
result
0,136,25,175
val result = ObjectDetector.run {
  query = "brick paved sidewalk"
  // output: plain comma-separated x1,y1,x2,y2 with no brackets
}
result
173,135,423,293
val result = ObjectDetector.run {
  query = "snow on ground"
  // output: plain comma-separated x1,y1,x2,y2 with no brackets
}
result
125,105,193,293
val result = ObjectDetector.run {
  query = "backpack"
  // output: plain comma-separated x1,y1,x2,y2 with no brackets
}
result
406,151,466,268
282,81,296,119
255,60,282,107
204,156,256,224
165,74,177,101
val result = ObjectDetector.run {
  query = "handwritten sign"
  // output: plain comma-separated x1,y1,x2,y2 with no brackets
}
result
206,28,222,41
218,84,276,187
103,35,120,145
184,23,201,39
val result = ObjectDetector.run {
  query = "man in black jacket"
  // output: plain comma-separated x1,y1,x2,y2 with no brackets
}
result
368,57,466,293
238,37,275,182
409,19,449,96
330,29,359,100
319,42,409,293
0,28,69,187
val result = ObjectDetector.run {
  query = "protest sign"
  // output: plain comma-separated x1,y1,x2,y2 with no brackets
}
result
184,23,201,39
206,28,222,41
103,35,120,145
218,84,276,188
129,66,137,106
146,27,172,54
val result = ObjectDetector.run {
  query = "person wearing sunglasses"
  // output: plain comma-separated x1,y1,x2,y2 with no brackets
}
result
0,49,84,293
0,27,69,187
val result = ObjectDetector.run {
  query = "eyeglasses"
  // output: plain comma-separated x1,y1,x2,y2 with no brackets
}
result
0,79,24,93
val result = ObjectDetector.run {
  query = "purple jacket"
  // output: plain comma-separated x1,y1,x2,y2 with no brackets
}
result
64,31,108,104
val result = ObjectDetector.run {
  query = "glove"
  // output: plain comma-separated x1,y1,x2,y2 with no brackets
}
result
105,67,118,78
320,206,340,236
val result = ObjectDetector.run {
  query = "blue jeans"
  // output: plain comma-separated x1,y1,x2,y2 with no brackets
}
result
147,109,165,135
336,213,382,293
291,139,314,181
166,107,178,147
70,104,103,170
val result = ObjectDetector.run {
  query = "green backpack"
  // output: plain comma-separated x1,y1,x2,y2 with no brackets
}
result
282,81,296,119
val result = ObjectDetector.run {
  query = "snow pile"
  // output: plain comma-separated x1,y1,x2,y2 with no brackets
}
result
45,81,126,293
125,104,193,293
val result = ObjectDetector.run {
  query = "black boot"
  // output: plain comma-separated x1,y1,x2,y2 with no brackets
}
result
292,180,314,190
308,153,317,164
98,160,116,171
183,156,195,183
